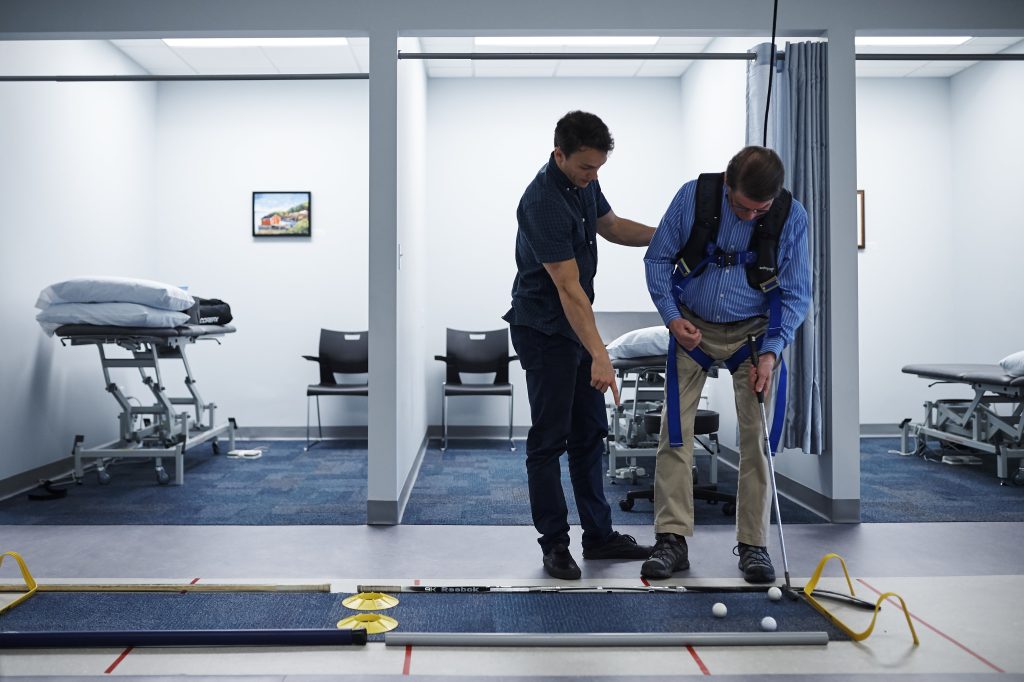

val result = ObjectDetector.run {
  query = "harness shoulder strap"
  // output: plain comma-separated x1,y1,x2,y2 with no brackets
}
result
746,188,792,293
674,173,725,277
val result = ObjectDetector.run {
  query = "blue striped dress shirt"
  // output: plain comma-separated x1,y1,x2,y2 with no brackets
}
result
644,179,812,358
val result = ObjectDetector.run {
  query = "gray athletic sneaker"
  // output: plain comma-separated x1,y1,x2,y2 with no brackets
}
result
640,533,689,579
735,542,776,583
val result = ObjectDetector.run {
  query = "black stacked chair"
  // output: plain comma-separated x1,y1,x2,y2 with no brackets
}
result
434,328,518,452
302,329,368,451
619,408,736,516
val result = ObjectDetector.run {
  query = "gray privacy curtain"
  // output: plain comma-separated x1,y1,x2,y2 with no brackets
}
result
746,41,827,454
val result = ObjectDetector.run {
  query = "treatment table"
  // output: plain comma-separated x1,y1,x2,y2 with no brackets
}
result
57,323,237,485
901,363,1024,485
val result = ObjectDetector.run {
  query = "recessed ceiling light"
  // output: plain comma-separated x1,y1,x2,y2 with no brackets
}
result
855,36,972,47
163,37,349,48
474,36,659,47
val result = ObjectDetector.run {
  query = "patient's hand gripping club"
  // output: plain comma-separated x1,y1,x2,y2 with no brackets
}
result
747,334,793,593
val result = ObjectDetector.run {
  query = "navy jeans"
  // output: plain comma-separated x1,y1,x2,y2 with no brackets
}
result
509,325,614,554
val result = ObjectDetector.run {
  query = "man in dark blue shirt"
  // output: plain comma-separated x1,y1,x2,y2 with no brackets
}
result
503,111,657,580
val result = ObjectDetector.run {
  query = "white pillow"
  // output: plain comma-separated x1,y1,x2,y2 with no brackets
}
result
999,350,1024,377
36,277,195,312
36,302,190,336
607,325,669,359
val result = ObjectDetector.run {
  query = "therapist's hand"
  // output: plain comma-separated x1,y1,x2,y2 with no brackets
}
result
669,318,702,351
591,352,621,405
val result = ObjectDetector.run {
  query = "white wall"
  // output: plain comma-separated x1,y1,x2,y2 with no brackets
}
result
153,79,369,428
855,78,959,424
950,46,1024,363
424,77,682,428
397,38,430,472
0,42,157,481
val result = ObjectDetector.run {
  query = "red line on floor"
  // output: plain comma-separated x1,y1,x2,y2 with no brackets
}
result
403,644,413,675
687,644,711,675
856,578,1004,673
181,577,200,594
104,646,133,674
414,579,421,586
640,577,651,587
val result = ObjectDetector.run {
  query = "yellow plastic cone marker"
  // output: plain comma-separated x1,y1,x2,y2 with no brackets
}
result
803,552,919,645
342,592,399,610
0,551,38,615
337,613,399,634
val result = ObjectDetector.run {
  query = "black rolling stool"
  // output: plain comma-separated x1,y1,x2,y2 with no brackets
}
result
619,408,736,516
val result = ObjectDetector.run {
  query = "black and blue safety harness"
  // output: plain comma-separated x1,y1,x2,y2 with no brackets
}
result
665,172,792,452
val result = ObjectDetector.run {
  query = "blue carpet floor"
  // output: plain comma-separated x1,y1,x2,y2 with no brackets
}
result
859,437,1024,522
0,437,1019,525
0,590,849,642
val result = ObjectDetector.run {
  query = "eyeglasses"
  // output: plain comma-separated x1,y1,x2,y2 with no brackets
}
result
728,192,773,218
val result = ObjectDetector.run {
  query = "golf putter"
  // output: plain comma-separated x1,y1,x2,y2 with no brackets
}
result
746,335,794,596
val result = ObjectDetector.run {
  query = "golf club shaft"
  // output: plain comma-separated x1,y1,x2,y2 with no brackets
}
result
747,336,792,589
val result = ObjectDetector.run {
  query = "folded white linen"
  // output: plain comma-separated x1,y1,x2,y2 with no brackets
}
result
36,276,194,312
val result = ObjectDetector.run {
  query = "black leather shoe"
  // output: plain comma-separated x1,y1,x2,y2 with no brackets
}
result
735,542,776,583
640,533,689,579
582,532,652,560
543,544,581,580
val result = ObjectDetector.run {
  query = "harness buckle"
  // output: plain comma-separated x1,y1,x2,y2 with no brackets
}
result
715,252,739,267
760,275,780,292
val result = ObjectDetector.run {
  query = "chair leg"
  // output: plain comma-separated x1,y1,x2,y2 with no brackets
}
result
305,396,311,451
316,396,323,441
508,385,515,451
441,384,448,452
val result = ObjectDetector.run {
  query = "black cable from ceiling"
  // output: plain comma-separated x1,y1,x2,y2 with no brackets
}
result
762,0,780,148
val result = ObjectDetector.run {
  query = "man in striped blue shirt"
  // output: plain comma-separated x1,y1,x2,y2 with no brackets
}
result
641,146,811,583
504,111,657,580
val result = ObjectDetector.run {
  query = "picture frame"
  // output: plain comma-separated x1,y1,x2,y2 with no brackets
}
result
252,191,311,238
856,189,865,249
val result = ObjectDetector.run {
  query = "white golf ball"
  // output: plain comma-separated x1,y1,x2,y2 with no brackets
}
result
761,616,777,631
712,602,727,618
767,586,782,601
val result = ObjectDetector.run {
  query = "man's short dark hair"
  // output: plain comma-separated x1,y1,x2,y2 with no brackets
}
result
553,110,615,157
725,146,785,202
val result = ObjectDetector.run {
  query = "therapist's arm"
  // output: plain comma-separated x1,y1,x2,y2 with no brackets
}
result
596,209,656,247
543,258,620,405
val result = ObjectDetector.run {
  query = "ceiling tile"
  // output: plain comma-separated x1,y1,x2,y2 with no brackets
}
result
115,44,194,72
261,45,361,73
910,61,978,77
168,46,276,73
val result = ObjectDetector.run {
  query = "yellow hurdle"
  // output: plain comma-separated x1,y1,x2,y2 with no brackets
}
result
803,552,919,645
0,551,38,615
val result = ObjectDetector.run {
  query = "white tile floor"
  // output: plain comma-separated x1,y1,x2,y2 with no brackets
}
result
1,521,1022,679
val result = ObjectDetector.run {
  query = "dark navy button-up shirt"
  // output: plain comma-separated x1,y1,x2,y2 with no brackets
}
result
503,153,612,342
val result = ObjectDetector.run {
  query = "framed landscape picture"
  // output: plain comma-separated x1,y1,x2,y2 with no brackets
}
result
252,191,311,238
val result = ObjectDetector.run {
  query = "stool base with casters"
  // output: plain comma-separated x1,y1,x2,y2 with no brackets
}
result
618,408,736,517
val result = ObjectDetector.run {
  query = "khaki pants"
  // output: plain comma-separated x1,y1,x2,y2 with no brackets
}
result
653,314,774,547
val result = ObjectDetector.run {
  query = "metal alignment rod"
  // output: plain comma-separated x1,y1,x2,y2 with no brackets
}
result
386,631,830,647
0,583,331,593
0,629,367,649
